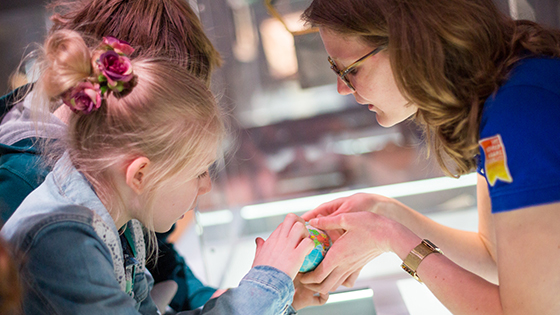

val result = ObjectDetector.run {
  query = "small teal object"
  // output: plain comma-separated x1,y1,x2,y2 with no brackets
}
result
299,223,332,273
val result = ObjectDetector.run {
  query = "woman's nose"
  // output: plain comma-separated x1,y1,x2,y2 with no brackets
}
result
336,77,354,95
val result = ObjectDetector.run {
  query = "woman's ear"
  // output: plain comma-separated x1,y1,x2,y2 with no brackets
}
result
125,157,151,194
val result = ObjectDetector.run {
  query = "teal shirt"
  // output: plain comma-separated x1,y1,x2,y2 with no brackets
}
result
0,138,47,224
0,84,47,225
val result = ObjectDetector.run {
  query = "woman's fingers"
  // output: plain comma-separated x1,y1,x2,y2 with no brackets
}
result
301,198,345,221
308,214,347,231
342,269,362,287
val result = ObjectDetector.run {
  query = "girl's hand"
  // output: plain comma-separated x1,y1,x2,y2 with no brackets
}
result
292,274,329,311
252,213,315,280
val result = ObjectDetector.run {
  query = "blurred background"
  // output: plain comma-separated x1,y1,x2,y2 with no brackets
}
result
1,0,558,314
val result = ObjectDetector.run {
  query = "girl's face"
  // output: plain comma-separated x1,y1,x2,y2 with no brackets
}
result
149,162,213,233
319,28,417,127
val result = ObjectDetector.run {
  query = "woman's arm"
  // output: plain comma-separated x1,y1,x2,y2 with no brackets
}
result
300,175,499,291
419,201,560,314
493,202,560,313
301,198,560,314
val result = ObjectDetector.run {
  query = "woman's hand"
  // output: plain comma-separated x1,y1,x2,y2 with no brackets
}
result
301,193,390,245
301,193,397,222
299,211,416,294
252,213,314,280
299,194,407,292
291,274,329,311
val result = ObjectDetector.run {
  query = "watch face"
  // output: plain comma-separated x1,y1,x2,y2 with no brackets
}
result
423,239,437,249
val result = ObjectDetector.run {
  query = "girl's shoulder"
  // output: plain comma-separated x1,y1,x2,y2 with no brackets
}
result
3,204,98,254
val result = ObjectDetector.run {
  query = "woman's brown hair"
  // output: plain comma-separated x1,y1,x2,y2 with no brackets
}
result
303,0,560,176
48,0,222,85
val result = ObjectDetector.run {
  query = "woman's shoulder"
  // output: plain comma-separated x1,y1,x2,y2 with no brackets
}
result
480,57,560,136
486,57,560,114
503,57,560,92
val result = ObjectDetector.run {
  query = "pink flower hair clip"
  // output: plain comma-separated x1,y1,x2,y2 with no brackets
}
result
62,82,102,115
62,36,136,115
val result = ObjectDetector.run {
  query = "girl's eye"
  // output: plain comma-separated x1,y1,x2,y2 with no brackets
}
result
197,171,209,179
348,67,358,75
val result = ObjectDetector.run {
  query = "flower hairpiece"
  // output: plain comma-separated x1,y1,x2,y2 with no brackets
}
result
62,36,136,115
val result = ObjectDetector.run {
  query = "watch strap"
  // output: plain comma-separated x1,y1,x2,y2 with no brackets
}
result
401,239,442,282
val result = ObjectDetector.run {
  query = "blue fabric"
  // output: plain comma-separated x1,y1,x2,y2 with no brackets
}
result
0,84,32,119
478,57,560,212
0,139,46,225
150,236,217,310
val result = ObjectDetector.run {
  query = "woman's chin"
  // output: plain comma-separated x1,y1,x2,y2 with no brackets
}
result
375,115,396,128
376,112,415,128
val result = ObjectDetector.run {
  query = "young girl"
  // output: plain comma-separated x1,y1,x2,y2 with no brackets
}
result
299,0,560,313
0,0,222,311
1,30,315,315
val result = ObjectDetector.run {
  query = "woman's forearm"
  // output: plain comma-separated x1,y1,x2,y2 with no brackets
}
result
378,197,498,283
390,225,503,315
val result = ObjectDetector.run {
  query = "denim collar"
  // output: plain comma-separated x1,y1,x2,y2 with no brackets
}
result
52,153,120,238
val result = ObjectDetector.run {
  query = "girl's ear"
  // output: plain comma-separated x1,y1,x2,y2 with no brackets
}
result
125,157,151,194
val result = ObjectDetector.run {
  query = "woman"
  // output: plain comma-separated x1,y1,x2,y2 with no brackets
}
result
299,0,560,313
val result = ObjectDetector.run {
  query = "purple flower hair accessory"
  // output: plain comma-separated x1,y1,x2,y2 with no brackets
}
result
102,36,135,56
62,82,102,114
97,50,134,90
62,36,136,115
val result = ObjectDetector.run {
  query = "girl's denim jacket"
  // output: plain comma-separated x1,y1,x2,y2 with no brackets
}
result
1,156,297,315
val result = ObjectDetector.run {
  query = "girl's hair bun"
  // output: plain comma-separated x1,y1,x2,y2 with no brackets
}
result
42,30,92,99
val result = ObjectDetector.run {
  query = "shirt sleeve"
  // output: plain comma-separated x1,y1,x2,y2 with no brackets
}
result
479,84,560,212
21,220,153,315
177,265,296,315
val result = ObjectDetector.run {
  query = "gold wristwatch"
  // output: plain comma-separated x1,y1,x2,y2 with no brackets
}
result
401,239,442,282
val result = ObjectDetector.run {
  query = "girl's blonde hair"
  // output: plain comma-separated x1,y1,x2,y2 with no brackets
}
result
303,0,560,176
33,29,226,242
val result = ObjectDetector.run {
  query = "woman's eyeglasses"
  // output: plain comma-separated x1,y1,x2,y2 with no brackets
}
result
327,45,386,91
